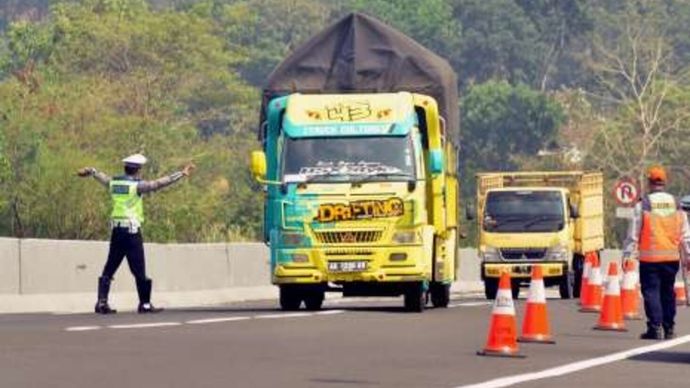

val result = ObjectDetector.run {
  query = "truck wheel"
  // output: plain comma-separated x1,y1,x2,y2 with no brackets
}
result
404,283,425,312
559,273,573,299
484,279,498,300
303,290,324,311
279,286,302,311
431,283,451,308
572,254,585,298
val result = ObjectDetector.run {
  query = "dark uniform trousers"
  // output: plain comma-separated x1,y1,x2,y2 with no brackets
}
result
640,261,679,330
100,227,152,304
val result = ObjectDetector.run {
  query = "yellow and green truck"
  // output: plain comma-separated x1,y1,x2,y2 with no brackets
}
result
250,13,460,312
474,172,604,299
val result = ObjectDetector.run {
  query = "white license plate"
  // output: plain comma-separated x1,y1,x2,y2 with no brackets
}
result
328,261,368,273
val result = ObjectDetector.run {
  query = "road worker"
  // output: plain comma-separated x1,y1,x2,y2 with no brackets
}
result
623,166,690,339
78,154,195,314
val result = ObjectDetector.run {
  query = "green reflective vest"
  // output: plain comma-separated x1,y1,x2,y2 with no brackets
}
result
110,179,144,223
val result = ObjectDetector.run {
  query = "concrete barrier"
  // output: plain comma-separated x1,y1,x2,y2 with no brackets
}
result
0,237,626,313
0,238,20,294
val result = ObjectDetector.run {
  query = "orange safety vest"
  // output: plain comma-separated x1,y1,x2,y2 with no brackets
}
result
639,192,684,263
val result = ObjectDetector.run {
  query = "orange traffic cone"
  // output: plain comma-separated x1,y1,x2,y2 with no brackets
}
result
580,256,603,313
579,253,593,305
621,259,642,320
519,265,555,344
593,262,627,331
477,271,525,358
675,281,687,306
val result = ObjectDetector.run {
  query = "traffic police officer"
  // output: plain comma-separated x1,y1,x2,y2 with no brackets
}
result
78,154,195,314
623,166,690,339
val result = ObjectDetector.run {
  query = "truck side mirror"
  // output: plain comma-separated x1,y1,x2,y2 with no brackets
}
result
569,203,580,219
466,203,475,221
429,149,444,176
250,150,267,180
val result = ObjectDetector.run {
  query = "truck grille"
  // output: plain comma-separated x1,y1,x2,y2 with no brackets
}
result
314,230,382,244
500,248,547,260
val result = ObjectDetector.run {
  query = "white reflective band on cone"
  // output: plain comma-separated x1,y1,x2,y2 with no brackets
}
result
583,262,592,280
621,271,637,290
527,280,546,303
493,288,516,315
605,275,621,296
589,267,603,286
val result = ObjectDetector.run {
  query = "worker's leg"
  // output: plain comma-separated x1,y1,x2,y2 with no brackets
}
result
659,261,680,338
96,229,126,314
124,232,162,313
640,262,663,338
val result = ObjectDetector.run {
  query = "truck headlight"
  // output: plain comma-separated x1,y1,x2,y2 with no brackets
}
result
546,245,569,261
392,231,417,244
281,232,306,246
480,245,501,262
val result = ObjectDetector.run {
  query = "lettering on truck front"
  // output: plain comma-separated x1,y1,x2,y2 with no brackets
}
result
316,198,404,223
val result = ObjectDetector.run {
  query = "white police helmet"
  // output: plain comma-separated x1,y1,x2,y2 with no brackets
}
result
122,154,148,167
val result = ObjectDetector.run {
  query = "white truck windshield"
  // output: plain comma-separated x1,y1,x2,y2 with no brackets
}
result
282,135,415,183
484,191,565,233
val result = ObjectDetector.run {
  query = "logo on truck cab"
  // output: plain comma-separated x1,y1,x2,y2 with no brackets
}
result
315,198,404,223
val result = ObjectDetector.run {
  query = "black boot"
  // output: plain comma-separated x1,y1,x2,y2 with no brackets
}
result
640,325,663,340
136,278,163,314
663,325,675,340
94,277,117,314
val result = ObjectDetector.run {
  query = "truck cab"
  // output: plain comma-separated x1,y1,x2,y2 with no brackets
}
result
251,92,459,312
475,172,604,299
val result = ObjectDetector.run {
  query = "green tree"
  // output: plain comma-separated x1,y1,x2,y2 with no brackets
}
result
461,80,565,173
219,0,335,86
0,0,261,241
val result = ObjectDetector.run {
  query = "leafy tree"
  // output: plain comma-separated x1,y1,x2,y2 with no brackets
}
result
219,0,335,87
450,0,543,89
461,80,565,173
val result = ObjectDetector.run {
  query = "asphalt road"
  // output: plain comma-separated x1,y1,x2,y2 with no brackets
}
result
1,292,689,388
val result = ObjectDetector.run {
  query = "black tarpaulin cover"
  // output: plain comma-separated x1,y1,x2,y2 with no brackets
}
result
261,12,459,142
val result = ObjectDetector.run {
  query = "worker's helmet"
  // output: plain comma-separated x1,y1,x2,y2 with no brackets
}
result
122,153,147,167
646,165,667,185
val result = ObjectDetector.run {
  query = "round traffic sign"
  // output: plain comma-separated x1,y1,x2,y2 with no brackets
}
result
613,177,640,206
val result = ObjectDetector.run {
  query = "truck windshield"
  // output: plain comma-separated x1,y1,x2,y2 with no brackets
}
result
282,135,415,183
484,191,565,233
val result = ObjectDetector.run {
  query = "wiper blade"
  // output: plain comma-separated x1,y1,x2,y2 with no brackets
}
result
350,172,415,183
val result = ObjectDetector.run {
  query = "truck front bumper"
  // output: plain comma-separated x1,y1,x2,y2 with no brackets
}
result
272,245,430,285
481,261,567,280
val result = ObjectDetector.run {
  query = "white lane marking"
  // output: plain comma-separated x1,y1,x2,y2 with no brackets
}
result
108,322,182,329
314,310,345,315
186,316,251,325
66,308,347,331
65,326,101,332
457,334,690,388
254,312,314,319
449,302,492,308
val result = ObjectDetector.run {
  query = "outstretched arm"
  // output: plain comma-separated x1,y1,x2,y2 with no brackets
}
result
137,163,195,194
77,167,111,187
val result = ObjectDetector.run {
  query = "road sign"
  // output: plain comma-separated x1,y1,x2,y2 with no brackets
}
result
613,177,640,207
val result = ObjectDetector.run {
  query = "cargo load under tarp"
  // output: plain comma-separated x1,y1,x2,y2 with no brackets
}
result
260,12,459,143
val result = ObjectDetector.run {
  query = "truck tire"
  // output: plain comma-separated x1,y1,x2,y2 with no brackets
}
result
303,290,325,311
484,278,498,300
279,286,302,311
404,283,425,312
430,283,451,308
559,273,573,299
572,254,585,298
